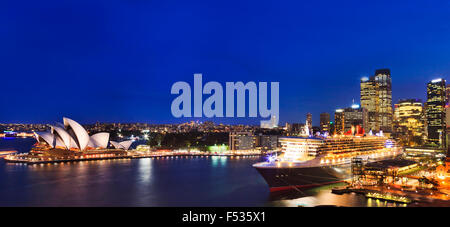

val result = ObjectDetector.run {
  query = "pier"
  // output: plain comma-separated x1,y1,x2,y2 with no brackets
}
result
331,186,414,204
330,157,450,206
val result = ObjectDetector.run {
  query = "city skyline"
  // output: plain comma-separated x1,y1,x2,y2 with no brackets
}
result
2,0,450,211
0,75,446,128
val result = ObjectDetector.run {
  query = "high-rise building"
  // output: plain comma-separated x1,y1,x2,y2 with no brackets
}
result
446,84,450,105
306,113,312,128
393,99,424,146
361,76,379,131
360,69,393,133
446,85,450,151
320,112,330,132
334,105,368,135
334,109,345,135
343,105,368,133
425,79,446,146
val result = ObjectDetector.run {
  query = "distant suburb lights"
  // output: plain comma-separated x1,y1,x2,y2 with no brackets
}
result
170,74,280,126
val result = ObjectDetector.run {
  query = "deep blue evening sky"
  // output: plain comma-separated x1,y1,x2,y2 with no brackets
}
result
1,0,450,125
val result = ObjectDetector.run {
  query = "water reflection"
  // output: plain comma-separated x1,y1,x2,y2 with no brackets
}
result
138,158,152,185
0,138,410,207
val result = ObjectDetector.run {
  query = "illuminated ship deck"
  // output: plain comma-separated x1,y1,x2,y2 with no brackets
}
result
253,135,402,169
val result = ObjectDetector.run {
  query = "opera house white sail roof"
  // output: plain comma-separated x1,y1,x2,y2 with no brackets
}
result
34,117,133,151
109,140,134,150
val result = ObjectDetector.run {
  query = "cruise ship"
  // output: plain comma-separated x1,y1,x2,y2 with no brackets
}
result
253,128,402,192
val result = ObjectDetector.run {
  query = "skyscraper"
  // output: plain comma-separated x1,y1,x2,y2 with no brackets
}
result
361,76,379,132
334,109,345,135
446,84,450,105
446,84,450,151
425,79,446,146
360,69,393,133
334,106,367,135
393,99,424,146
320,112,330,133
343,105,368,133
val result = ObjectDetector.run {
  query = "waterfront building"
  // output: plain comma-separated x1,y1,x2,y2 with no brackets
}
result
404,147,446,157
360,69,393,133
256,135,279,151
320,112,330,133
425,79,446,147
393,99,425,146
229,132,255,151
33,117,133,151
136,145,151,152
229,132,279,151
355,159,418,186
4,118,138,164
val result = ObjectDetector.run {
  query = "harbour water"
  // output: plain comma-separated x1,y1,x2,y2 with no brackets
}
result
0,138,405,207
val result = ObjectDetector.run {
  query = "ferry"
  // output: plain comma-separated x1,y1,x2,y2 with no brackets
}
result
253,126,403,192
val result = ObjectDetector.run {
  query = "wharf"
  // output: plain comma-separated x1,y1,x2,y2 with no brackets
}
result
330,185,450,204
129,153,262,159
5,152,263,165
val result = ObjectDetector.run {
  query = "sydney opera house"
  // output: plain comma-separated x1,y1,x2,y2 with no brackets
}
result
18,117,136,161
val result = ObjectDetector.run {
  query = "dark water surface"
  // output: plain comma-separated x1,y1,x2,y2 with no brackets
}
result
0,138,403,207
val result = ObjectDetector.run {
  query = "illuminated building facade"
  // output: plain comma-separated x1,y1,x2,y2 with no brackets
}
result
360,69,393,133
425,79,446,146
334,109,345,135
34,117,133,151
255,135,279,150
343,105,368,133
361,76,379,131
393,99,424,146
446,85,450,152
334,105,368,135
320,112,330,133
